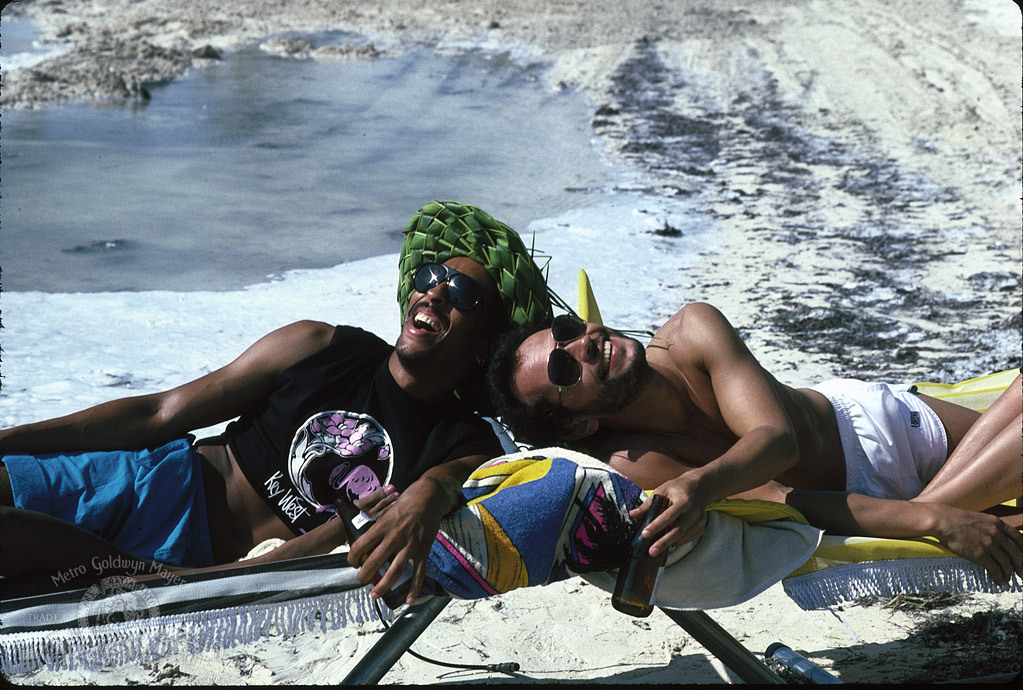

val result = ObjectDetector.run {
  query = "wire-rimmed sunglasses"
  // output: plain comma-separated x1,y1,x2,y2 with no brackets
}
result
413,262,482,312
546,315,655,395
547,314,588,390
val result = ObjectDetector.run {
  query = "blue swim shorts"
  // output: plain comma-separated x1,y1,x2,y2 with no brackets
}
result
2,438,216,568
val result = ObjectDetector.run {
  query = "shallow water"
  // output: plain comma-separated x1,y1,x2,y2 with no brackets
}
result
0,26,613,293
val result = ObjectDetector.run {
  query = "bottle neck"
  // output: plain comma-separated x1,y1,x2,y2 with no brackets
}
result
629,495,668,558
333,494,373,540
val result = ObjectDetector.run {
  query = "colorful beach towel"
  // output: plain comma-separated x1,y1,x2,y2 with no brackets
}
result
426,448,642,598
0,450,820,675
427,448,823,610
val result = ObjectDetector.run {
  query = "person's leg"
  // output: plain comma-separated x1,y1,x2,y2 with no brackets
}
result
914,375,1022,511
0,505,160,580
916,394,980,453
0,463,13,507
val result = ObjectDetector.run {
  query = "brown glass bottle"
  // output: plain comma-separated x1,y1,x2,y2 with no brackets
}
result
612,494,668,617
333,493,414,609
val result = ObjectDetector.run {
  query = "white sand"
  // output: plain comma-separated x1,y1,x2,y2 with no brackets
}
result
2,0,1020,684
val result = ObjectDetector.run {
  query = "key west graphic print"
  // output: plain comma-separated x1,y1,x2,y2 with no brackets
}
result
288,410,394,508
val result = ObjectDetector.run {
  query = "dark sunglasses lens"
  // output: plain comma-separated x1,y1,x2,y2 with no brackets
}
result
548,348,582,388
447,274,481,311
413,263,444,293
551,314,586,343
413,263,480,311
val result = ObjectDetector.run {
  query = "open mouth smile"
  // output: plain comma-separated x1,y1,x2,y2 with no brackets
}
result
412,309,443,333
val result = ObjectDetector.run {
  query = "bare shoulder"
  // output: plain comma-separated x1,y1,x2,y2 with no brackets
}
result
156,320,341,427
657,303,730,340
232,320,337,373
273,319,337,344
651,303,735,365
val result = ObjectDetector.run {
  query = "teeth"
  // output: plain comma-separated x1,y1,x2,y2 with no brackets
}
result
414,312,441,332
603,340,611,373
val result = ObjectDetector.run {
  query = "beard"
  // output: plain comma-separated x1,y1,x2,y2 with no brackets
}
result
393,337,441,371
393,329,488,384
582,338,651,415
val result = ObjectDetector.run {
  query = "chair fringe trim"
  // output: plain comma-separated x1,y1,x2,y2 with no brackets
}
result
0,588,389,676
783,557,1022,611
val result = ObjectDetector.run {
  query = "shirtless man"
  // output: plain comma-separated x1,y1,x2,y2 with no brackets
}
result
487,302,1022,584
0,201,553,603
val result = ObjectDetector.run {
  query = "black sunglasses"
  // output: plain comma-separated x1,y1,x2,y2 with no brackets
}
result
413,262,482,312
547,314,588,390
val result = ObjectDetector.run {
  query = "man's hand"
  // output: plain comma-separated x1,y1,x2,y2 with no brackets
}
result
345,477,450,605
629,474,710,557
354,484,400,518
931,504,1023,585
345,454,488,605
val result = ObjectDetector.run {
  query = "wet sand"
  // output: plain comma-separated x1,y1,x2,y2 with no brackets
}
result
4,0,1019,383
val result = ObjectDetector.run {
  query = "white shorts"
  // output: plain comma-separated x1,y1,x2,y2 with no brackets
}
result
811,379,948,500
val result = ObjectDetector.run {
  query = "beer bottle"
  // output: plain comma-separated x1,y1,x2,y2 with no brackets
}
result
612,494,669,617
333,492,414,609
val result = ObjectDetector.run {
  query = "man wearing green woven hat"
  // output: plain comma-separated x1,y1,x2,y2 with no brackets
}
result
393,200,553,412
1,200,552,606
397,200,553,334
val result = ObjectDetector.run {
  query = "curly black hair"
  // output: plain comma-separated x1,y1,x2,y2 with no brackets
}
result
486,325,574,448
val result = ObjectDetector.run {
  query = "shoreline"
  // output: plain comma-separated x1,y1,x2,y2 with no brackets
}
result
1,0,1021,684
4,0,1018,383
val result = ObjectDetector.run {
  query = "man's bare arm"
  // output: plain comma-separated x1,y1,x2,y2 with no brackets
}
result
636,303,801,549
0,320,336,454
783,489,1023,585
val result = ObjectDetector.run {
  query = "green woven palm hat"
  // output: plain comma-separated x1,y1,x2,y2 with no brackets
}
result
398,200,553,331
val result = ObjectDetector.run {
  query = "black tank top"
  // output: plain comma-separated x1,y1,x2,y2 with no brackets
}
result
225,326,502,534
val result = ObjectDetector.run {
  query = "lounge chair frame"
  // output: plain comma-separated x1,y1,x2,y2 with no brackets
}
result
340,596,812,685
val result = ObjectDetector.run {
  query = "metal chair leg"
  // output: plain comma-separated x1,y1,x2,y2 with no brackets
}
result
341,596,451,685
662,609,786,684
